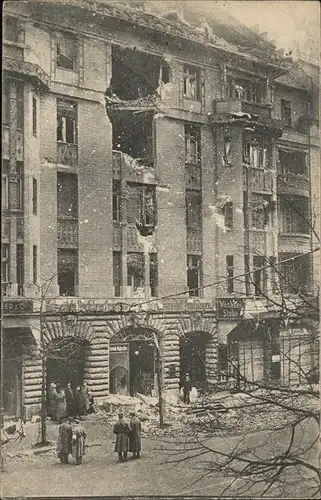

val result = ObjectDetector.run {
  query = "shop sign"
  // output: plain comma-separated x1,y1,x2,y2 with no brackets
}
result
216,298,245,320
2,299,34,315
110,344,128,353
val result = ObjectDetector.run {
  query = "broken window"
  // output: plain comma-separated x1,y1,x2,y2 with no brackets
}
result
127,253,144,293
244,138,271,168
113,180,121,222
57,173,78,218
57,32,78,71
186,190,202,229
253,255,266,296
127,183,156,227
1,244,10,295
251,195,269,230
4,16,22,43
281,99,292,127
279,253,310,294
226,255,234,294
57,99,77,144
185,124,201,164
187,255,202,297
113,251,121,297
228,76,264,103
278,149,307,176
160,64,170,84
183,65,200,100
280,196,310,234
58,249,78,296
150,253,158,297
223,136,232,166
224,202,233,229
112,111,153,167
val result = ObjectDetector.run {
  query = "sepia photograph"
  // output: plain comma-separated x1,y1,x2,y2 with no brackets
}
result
1,0,320,498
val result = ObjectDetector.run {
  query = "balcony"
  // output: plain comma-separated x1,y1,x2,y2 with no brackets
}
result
246,229,276,255
214,100,272,120
187,228,202,253
2,126,24,161
185,163,201,190
3,56,50,90
243,166,274,194
57,217,78,248
57,142,78,167
277,173,310,198
278,233,311,254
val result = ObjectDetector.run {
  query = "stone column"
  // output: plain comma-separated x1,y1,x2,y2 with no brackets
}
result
23,357,42,418
206,334,218,389
84,322,109,402
163,326,181,392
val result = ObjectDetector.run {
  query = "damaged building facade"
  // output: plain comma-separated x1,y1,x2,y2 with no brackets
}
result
2,1,319,417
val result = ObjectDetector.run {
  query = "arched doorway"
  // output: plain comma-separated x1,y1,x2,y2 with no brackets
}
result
46,337,88,390
180,332,210,390
109,327,157,397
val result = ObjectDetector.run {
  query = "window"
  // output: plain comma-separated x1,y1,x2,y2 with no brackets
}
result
228,77,264,103
223,137,232,166
150,253,158,297
32,178,37,214
226,255,234,294
244,142,259,167
4,17,21,43
183,65,200,99
280,196,309,234
186,190,202,229
279,253,310,294
1,244,10,295
32,97,37,136
2,162,9,210
113,251,121,297
58,249,78,296
57,173,78,217
185,124,201,164
16,243,24,296
113,180,121,222
187,255,202,297
160,64,170,84
244,138,271,168
57,99,77,144
281,99,292,127
56,32,78,71
32,245,37,285
127,253,144,293
278,149,307,176
127,184,156,226
253,256,265,296
224,202,233,230
251,196,269,230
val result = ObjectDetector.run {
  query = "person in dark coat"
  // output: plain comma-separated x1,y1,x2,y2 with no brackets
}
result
65,382,75,418
183,373,192,405
75,386,82,418
57,418,72,464
71,419,86,465
48,383,57,420
79,382,90,416
56,385,67,424
113,412,131,462
129,411,142,459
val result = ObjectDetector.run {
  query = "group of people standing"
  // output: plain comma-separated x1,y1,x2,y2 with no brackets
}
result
48,381,93,423
113,411,142,461
56,418,87,465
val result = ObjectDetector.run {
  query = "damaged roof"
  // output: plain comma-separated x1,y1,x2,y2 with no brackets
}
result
276,61,313,91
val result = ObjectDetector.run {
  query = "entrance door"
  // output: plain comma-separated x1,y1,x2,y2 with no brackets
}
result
46,338,86,390
129,341,155,396
180,333,207,388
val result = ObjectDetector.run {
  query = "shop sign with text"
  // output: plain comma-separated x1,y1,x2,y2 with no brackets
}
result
216,298,245,320
2,299,34,315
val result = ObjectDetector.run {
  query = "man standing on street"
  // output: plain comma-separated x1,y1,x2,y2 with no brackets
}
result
183,373,192,405
113,411,130,462
71,419,86,465
129,411,142,459
65,382,75,418
57,417,72,464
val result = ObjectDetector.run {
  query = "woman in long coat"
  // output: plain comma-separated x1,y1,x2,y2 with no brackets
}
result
113,412,131,461
71,419,86,465
129,412,142,458
79,382,90,416
56,386,67,424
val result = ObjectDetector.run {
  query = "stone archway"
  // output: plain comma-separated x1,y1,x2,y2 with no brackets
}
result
179,331,211,390
109,326,160,397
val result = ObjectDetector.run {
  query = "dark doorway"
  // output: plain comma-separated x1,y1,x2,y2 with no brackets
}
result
129,341,155,396
46,338,87,390
3,332,23,417
180,333,208,388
